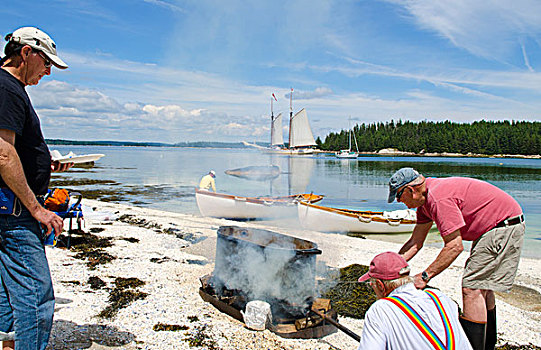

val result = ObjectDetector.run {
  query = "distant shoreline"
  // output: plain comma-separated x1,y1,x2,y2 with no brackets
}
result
316,148,541,159
47,141,540,159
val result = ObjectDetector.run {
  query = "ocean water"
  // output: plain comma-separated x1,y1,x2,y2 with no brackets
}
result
49,145,541,259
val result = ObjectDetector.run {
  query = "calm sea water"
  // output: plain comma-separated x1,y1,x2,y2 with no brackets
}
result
50,145,541,259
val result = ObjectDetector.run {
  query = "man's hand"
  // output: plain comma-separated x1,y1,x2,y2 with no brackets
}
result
33,206,63,236
51,161,73,172
413,273,428,289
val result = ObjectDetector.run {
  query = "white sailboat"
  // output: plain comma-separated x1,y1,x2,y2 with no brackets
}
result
243,90,317,155
288,88,316,154
335,117,359,159
268,89,316,154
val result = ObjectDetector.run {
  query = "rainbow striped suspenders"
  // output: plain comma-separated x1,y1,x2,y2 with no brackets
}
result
383,290,456,350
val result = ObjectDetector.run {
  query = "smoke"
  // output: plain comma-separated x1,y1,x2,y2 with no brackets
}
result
213,237,318,307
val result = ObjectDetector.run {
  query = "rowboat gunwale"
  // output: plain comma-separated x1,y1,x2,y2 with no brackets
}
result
195,188,323,206
298,201,417,225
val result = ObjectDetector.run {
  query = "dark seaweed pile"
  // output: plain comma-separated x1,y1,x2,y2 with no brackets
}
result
153,323,189,331
183,324,219,350
497,344,541,350
63,230,116,269
88,276,106,290
97,277,148,319
323,264,377,319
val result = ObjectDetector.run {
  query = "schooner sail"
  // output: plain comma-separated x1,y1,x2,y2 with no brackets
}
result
289,108,316,149
270,113,283,147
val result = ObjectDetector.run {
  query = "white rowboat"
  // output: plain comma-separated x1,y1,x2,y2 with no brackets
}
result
298,201,417,233
196,189,323,219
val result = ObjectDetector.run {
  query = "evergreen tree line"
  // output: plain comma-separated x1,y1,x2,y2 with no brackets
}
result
317,120,541,155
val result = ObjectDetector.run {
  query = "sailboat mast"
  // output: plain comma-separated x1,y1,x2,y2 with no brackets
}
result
348,116,352,151
270,96,274,146
288,88,293,148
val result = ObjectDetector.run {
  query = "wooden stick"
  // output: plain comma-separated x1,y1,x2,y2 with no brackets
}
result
311,308,360,342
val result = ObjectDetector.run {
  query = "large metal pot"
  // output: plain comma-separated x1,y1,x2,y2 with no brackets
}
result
213,226,322,307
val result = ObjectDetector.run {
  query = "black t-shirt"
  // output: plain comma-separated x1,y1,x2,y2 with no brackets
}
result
0,68,51,195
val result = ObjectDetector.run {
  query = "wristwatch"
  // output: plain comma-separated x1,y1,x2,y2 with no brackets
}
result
421,271,431,282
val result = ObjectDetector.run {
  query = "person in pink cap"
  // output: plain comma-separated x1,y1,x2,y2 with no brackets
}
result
357,251,472,350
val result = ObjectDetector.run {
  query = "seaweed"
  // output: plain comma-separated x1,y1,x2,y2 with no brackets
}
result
120,237,139,243
322,264,377,319
97,277,148,319
61,280,81,285
153,323,189,331
187,315,199,322
73,249,116,269
65,230,116,269
497,344,541,350
150,257,171,264
114,277,145,289
183,324,219,349
88,276,106,290
63,230,113,251
49,178,118,187
117,214,162,230
117,214,195,241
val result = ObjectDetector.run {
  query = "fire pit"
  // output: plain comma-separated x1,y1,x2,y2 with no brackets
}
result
199,225,339,338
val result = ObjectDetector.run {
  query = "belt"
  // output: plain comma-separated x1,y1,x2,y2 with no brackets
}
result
494,214,524,228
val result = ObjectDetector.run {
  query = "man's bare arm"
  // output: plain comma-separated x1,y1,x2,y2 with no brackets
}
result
399,221,433,261
413,230,464,289
0,129,63,235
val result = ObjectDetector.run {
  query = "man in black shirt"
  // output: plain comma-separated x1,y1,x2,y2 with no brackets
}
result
0,26,71,350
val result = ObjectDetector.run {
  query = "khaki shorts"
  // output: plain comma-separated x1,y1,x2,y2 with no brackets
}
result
462,222,525,292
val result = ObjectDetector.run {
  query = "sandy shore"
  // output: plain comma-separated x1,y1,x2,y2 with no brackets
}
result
45,199,541,349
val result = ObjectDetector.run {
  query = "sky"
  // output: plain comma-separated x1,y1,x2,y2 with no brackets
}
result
2,0,541,143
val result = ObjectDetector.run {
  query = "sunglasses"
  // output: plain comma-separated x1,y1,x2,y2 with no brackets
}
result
35,50,52,68
396,186,407,201
396,178,426,201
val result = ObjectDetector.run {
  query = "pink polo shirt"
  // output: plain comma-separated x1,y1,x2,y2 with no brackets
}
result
416,177,523,241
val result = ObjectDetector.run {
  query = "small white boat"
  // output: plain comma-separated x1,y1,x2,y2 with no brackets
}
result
50,150,105,164
298,201,416,233
195,188,323,219
335,150,358,159
335,117,359,159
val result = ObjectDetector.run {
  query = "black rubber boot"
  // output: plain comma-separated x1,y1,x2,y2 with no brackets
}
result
485,307,497,350
460,316,486,350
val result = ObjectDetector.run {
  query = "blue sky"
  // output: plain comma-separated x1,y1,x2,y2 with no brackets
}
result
2,0,541,143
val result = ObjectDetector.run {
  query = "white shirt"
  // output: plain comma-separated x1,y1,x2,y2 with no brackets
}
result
358,283,472,350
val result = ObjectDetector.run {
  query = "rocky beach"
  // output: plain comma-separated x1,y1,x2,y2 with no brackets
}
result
45,199,541,349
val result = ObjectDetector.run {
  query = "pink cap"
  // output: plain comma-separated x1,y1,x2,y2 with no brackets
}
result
358,251,410,282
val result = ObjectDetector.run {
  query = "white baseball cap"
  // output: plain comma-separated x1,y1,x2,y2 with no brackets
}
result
5,27,68,69
209,170,216,176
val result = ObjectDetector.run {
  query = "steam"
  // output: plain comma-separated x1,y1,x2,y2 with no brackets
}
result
213,239,317,307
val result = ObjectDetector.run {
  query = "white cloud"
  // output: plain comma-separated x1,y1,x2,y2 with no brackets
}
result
289,87,334,100
142,0,185,13
30,80,273,142
388,0,541,62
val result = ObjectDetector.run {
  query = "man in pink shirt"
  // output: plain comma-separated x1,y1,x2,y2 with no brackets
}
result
388,168,524,350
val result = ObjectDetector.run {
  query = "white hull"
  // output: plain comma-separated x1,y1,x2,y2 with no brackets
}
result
196,189,323,219
335,150,358,159
262,148,314,155
298,201,416,233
